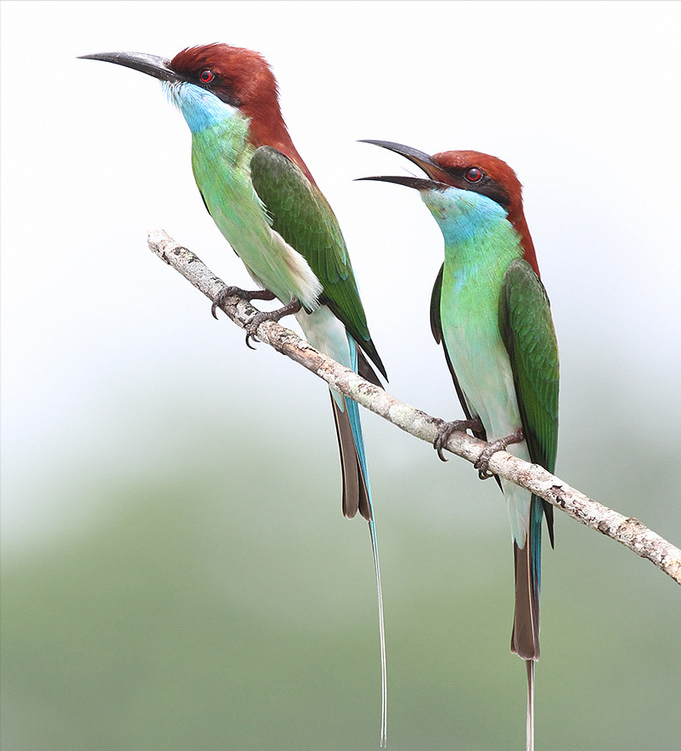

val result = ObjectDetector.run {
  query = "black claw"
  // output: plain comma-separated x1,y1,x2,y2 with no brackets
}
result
474,428,524,480
244,313,265,348
433,418,482,462
242,300,301,350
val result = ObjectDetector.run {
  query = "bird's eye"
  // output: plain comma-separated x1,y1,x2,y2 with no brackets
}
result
199,69,214,83
465,167,483,183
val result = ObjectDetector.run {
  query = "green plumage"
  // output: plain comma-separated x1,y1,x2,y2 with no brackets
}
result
499,259,559,544
359,138,560,749
80,48,390,745
499,259,559,476
250,146,385,377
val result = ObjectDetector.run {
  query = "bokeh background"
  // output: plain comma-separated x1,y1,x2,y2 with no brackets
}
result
2,2,680,749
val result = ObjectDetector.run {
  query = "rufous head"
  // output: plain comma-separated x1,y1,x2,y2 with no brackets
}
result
79,44,312,180
360,140,539,275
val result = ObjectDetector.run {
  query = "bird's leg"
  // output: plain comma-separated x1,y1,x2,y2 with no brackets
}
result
434,417,484,462
245,299,302,349
211,286,276,320
475,427,524,479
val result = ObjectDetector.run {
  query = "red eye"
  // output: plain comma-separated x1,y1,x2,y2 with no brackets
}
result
199,69,214,83
465,167,483,182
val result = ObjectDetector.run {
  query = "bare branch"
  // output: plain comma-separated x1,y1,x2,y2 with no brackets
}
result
147,229,681,586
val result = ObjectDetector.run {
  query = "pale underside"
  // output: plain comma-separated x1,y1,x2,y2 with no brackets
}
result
169,81,323,312
186,109,353,387
430,188,531,546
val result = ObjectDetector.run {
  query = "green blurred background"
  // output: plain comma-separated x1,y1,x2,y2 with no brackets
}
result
3,2,680,750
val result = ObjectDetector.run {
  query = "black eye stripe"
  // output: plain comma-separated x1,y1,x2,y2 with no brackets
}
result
440,165,511,208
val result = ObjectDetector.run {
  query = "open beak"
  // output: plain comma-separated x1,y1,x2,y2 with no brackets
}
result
78,51,182,84
359,139,449,180
356,174,444,191
358,139,449,190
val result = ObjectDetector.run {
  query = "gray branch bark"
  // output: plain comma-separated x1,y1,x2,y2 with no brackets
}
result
147,229,681,586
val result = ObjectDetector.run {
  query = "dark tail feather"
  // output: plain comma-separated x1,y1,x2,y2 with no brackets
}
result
511,539,540,659
511,495,542,660
330,395,371,520
357,348,384,388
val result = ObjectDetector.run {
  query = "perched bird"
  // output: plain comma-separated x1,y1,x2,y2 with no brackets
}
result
360,140,559,751
80,46,388,744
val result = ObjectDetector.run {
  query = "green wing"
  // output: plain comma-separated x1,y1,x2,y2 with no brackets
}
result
499,259,559,544
499,259,559,475
429,262,445,345
250,146,385,379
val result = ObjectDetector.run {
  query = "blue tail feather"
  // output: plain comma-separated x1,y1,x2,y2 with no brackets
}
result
530,494,544,599
346,334,387,747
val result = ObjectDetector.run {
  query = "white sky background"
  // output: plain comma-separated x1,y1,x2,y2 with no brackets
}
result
2,1,680,550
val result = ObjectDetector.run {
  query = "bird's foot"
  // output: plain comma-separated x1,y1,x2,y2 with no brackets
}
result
245,299,302,349
434,417,484,462
474,427,524,479
211,286,276,320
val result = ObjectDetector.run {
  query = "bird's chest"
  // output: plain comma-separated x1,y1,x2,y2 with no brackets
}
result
189,124,320,308
191,124,269,246
440,255,521,437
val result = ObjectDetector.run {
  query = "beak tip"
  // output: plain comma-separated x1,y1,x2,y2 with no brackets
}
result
75,51,178,82
358,139,440,180
356,175,442,192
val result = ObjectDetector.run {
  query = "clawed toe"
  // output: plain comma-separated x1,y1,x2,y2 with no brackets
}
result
244,312,267,349
473,449,496,479
433,418,483,462
209,287,300,349
243,299,302,349
474,428,524,480
211,286,276,320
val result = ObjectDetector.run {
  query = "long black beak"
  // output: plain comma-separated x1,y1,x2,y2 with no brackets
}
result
359,139,442,177
356,175,444,191
358,139,449,190
78,51,182,84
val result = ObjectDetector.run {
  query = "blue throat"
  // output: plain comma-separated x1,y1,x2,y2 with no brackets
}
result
164,81,239,133
422,186,510,245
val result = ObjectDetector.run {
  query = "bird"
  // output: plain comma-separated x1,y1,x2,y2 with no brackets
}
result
360,140,559,751
79,45,388,745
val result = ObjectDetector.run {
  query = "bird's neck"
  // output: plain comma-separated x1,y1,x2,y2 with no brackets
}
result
424,187,523,278
166,82,316,185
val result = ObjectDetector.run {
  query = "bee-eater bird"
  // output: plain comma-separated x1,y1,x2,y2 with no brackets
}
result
79,45,388,744
360,140,559,751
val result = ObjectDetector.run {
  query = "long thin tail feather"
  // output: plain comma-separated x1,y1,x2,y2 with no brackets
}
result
333,336,387,746
369,516,387,746
526,660,535,751
299,310,386,741
511,495,543,751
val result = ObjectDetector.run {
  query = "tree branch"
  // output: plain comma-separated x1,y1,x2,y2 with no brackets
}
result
147,229,681,586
